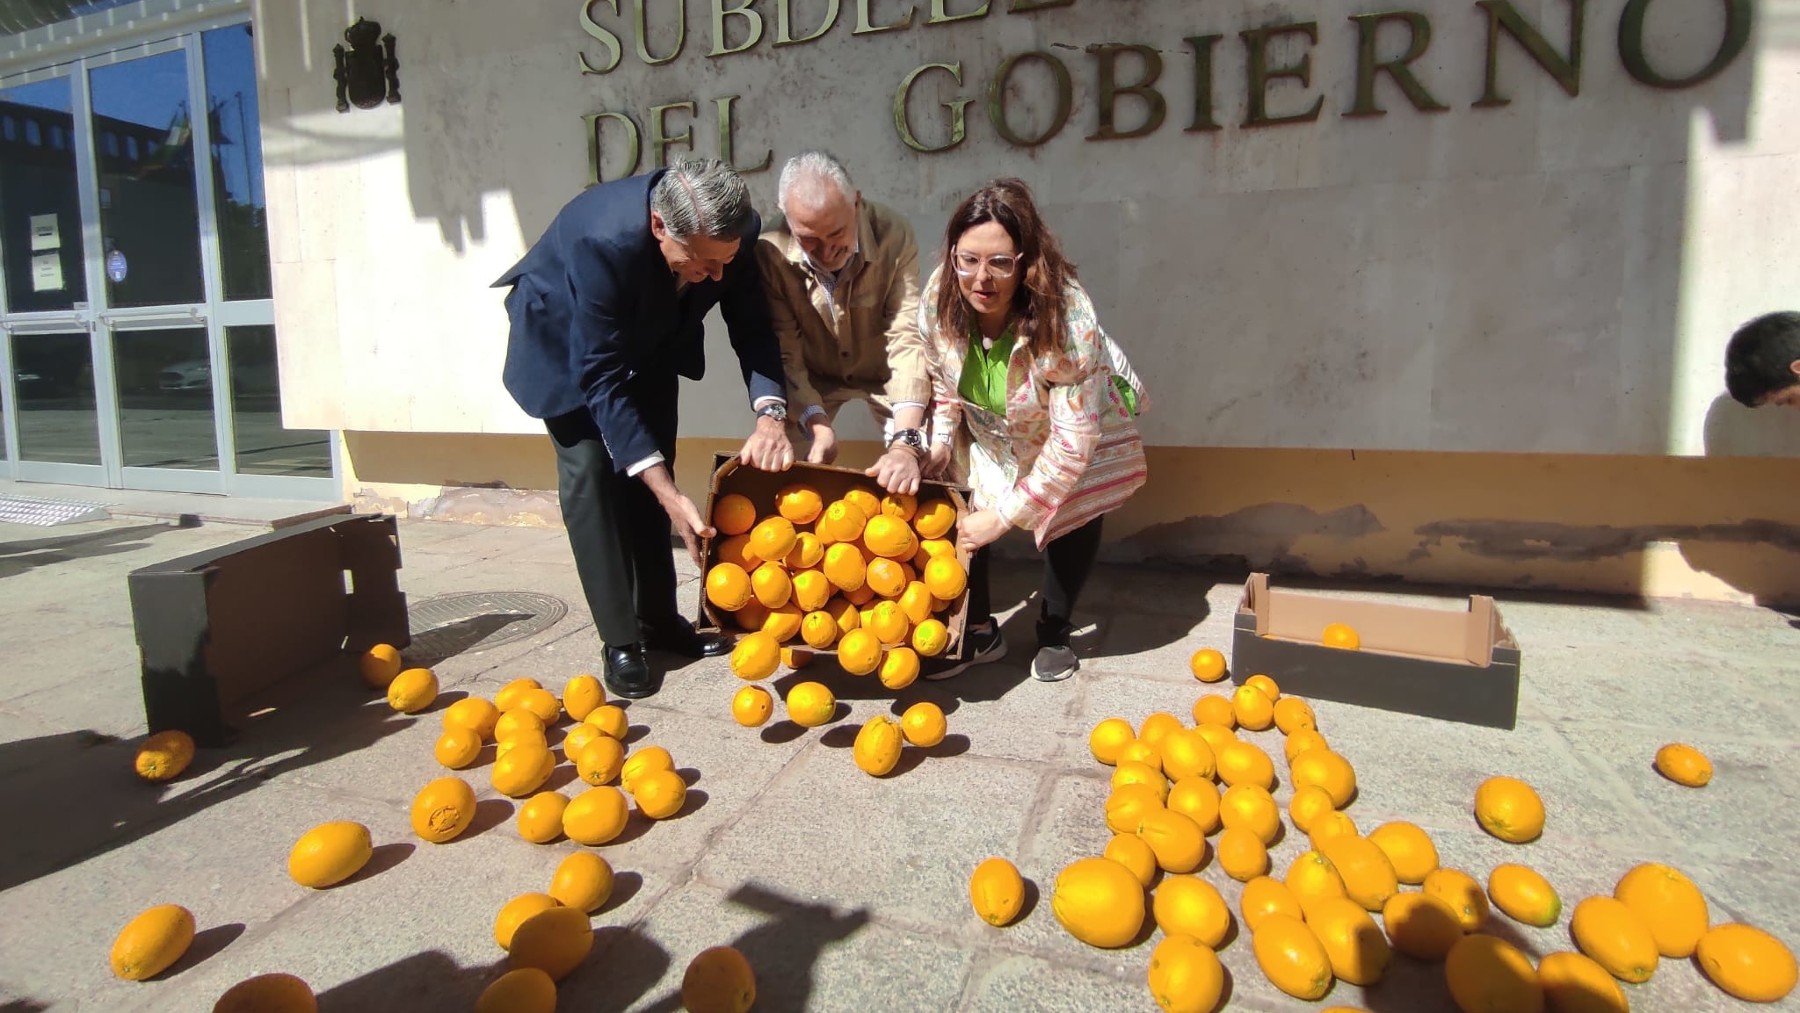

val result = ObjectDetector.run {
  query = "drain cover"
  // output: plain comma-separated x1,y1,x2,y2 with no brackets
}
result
0,495,109,527
406,590,567,662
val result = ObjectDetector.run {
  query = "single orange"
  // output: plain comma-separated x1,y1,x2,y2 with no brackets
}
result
731,685,773,727
706,563,754,611
775,484,823,524
1188,648,1227,682
712,494,756,536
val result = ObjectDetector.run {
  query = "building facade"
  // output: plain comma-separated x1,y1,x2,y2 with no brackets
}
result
2,0,1797,604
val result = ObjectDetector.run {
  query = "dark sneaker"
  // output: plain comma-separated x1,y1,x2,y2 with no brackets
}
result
1030,645,1078,682
923,619,1007,681
1036,614,1074,649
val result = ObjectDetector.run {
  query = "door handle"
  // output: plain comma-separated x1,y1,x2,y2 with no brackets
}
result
94,310,207,326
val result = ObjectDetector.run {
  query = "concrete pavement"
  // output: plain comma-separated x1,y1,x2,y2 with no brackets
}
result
0,515,1795,1011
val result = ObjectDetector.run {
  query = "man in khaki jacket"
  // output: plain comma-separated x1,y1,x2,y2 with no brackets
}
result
757,151,935,493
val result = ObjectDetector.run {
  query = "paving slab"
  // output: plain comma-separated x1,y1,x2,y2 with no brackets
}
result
961,952,1157,1012
1,517,1796,1012
696,740,1042,937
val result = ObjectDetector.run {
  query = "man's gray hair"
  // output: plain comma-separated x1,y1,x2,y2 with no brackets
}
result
650,158,754,240
777,150,855,213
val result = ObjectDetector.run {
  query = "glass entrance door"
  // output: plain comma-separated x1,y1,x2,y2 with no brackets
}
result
0,19,333,497
0,69,106,484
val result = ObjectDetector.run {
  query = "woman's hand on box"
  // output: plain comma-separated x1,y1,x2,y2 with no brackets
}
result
924,443,952,479
957,509,1010,553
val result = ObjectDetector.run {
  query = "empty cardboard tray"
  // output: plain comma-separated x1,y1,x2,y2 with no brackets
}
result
129,513,409,746
694,453,973,660
1231,572,1522,729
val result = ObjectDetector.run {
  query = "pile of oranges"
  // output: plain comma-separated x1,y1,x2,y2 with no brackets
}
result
966,649,1798,1012
706,483,967,690
115,661,761,1011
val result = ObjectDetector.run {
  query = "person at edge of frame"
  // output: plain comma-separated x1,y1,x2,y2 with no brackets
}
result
1726,311,1800,411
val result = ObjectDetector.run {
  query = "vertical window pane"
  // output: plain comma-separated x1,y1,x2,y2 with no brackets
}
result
204,24,271,301
89,50,204,307
228,325,329,476
11,333,100,465
113,326,218,470
0,76,87,313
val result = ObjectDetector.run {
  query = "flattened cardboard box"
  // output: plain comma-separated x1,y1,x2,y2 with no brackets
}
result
695,454,974,661
129,513,409,746
1231,573,1522,730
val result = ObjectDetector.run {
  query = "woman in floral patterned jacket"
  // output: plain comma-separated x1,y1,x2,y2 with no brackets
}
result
915,179,1148,683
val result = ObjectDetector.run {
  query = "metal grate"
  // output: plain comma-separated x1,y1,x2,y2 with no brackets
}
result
0,495,110,527
405,590,568,663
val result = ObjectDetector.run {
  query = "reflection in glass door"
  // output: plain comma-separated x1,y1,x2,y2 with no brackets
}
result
89,47,204,310
226,325,329,477
0,74,87,314
11,331,100,465
112,325,218,470
1,18,336,497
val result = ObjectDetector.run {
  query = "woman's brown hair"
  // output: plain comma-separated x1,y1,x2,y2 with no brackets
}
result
935,178,1078,359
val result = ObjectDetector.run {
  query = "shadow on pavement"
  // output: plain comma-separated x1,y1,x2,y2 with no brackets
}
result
340,843,415,886
1360,948,1459,1013
315,949,492,1012
315,881,871,1013
405,611,534,666
151,922,245,981
953,559,1209,704
0,522,192,580
0,657,410,895
586,881,870,1011
573,924,674,1009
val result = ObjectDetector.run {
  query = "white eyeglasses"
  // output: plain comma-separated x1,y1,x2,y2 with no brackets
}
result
952,249,1020,279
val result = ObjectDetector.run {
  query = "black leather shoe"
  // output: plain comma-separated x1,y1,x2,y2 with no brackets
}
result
642,616,730,658
603,643,660,699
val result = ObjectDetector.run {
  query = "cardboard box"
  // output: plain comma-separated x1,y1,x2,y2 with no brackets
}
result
1230,573,1522,730
694,453,973,659
129,514,409,746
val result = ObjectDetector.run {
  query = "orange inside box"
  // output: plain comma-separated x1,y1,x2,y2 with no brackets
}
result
1232,572,1523,729
695,454,974,660
1241,573,1515,666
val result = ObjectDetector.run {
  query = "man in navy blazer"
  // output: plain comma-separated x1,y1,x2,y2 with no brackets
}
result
495,158,794,698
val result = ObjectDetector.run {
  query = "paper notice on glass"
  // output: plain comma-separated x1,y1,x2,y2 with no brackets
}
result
29,214,60,251
31,253,64,292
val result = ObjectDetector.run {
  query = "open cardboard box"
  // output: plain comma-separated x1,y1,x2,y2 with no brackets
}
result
694,453,974,661
1230,573,1522,730
129,513,410,746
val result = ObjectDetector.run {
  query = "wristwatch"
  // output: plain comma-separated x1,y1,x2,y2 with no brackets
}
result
756,402,788,423
888,427,926,457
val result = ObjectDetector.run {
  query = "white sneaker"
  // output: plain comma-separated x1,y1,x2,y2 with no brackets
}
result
1031,644,1078,682
923,620,1007,681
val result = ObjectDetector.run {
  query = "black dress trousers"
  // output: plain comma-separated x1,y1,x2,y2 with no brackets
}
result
545,372,682,648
